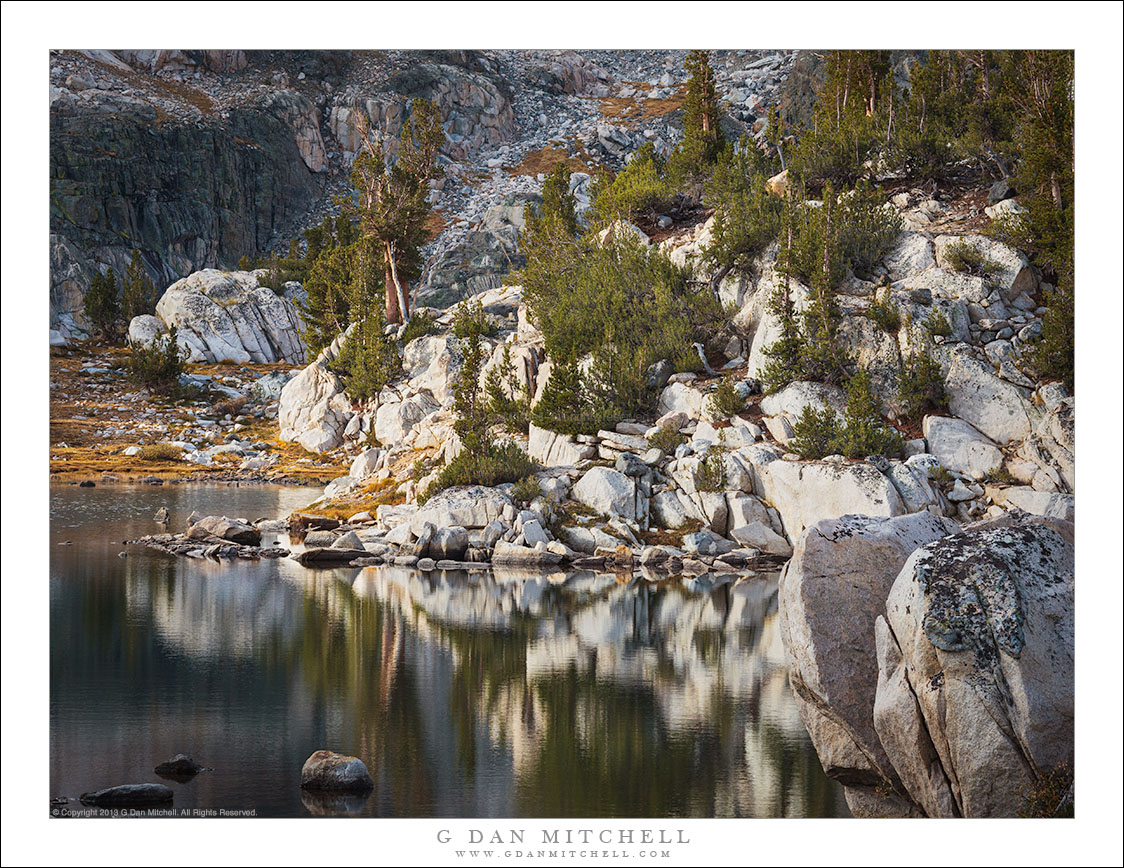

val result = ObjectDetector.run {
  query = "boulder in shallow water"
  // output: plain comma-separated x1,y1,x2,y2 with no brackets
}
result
300,750,373,791
189,515,261,546
79,784,174,806
154,754,203,780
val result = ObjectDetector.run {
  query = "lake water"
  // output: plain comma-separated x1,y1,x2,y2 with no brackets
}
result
49,483,847,818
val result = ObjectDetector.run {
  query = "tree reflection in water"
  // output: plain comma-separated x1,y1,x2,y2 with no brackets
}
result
52,546,846,818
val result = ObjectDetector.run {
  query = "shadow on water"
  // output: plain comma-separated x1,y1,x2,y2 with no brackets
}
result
49,484,848,818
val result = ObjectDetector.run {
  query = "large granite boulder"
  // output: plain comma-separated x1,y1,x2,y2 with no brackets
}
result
941,347,1036,445
572,466,636,522
410,486,512,534
279,333,353,454
779,512,958,817
875,516,1074,817
155,269,307,364
923,415,1004,481
746,451,907,541
528,423,597,467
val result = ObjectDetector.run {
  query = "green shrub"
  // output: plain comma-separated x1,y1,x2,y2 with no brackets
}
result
835,369,903,459
121,249,157,324
484,343,532,435
518,226,725,433
589,144,673,225
706,377,746,419
695,446,727,492
897,353,948,422
788,370,902,460
924,307,953,338
510,474,543,504
400,309,441,345
647,424,687,454
867,290,901,333
788,405,842,460
420,442,538,503
530,358,607,436
702,140,783,280
984,464,1018,485
1028,282,1074,392
943,240,1002,279
127,325,187,395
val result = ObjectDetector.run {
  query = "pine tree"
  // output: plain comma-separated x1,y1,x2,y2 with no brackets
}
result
121,249,156,324
84,267,120,340
347,98,445,325
668,49,726,193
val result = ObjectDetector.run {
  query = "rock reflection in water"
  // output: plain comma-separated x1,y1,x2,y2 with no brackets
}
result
51,488,845,818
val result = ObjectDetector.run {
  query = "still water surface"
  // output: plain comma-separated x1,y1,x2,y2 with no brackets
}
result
50,484,847,818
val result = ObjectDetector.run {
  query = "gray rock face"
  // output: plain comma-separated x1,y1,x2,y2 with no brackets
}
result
430,526,470,560
528,423,597,466
491,541,564,567
876,517,1074,817
779,512,958,816
375,392,441,445
942,347,1036,444
155,269,307,364
300,750,374,792
50,87,322,333
748,454,907,541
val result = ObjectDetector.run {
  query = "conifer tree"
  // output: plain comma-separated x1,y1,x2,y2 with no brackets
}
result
84,267,120,340
348,98,445,325
121,249,157,325
669,49,726,192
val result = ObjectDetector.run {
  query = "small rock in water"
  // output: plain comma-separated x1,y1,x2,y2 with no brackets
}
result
154,507,169,523
154,753,205,781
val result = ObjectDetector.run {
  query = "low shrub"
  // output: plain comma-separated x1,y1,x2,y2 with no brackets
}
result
943,240,1002,279
789,369,902,460
510,475,543,504
924,307,953,338
647,425,687,454
127,325,187,395
419,442,538,503
897,352,948,422
695,446,727,492
788,405,842,460
399,310,441,345
706,377,746,419
867,290,902,333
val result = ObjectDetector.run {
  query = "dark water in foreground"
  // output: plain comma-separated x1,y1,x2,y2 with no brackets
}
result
49,484,847,818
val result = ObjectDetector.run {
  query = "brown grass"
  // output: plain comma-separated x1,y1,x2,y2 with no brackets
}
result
49,345,347,483
422,210,447,243
506,146,592,177
297,477,405,521
598,90,686,125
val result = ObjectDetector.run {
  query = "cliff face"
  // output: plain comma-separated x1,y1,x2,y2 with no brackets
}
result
50,88,323,335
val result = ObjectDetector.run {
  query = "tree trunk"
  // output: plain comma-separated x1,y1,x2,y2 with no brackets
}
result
386,241,410,325
384,254,400,325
